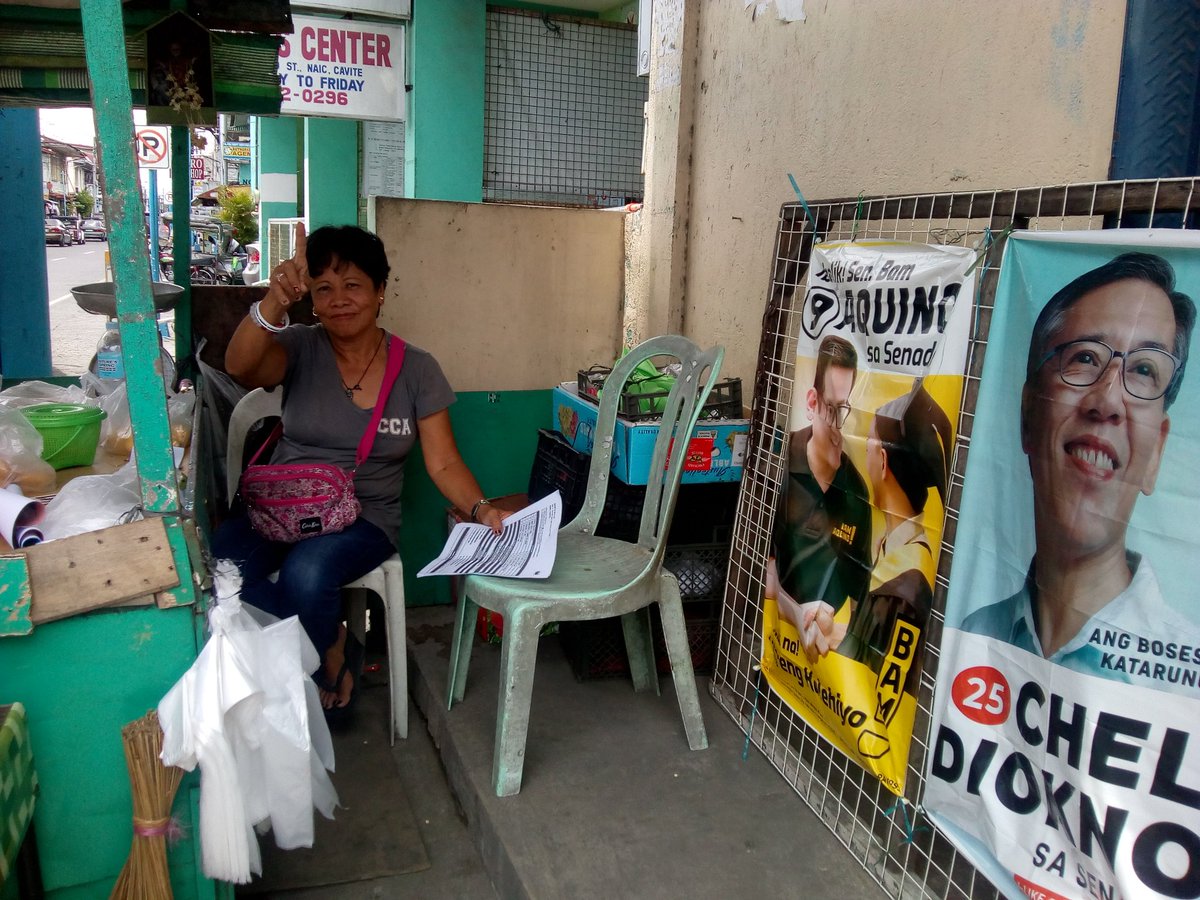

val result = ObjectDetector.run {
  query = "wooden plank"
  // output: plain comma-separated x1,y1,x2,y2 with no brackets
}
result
25,518,179,625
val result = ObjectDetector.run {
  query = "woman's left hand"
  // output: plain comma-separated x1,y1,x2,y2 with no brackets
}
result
477,505,510,535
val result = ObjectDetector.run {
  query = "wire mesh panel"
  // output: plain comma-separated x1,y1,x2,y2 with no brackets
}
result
484,7,645,207
710,178,1200,899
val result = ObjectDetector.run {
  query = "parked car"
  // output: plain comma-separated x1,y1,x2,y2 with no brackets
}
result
45,217,70,247
242,241,262,285
82,218,107,241
52,215,85,244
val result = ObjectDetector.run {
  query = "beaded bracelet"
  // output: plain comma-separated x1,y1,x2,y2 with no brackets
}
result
250,300,289,333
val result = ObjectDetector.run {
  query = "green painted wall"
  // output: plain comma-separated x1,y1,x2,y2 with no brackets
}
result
304,117,359,228
408,0,485,202
254,115,300,275
399,389,549,605
0,605,221,898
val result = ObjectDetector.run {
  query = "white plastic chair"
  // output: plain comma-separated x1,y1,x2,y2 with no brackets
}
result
225,387,408,742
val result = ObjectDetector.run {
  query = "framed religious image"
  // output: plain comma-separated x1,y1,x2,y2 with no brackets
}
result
145,12,216,127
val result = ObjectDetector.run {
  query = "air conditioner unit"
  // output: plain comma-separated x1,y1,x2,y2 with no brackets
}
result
266,217,305,275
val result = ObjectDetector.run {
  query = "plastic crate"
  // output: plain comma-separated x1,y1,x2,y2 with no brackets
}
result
576,368,743,422
529,435,739,546
527,429,590,522
559,606,721,681
559,540,728,681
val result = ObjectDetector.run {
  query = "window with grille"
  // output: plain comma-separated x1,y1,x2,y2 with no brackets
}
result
484,8,646,208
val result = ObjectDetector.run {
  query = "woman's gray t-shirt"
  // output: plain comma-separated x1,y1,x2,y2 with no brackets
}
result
270,325,455,547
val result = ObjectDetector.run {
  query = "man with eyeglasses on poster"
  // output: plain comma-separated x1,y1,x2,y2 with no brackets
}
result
768,335,873,663
963,252,1196,686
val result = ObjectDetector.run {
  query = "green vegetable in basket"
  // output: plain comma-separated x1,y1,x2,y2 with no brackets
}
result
601,348,675,416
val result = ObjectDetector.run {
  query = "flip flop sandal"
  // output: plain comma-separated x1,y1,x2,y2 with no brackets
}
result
322,632,364,727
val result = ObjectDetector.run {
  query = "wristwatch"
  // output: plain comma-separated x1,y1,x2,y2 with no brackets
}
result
470,498,492,522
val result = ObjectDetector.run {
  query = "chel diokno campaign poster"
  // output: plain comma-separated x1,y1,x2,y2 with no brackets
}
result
762,239,977,795
925,230,1200,900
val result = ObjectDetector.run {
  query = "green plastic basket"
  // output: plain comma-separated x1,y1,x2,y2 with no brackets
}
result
22,403,107,470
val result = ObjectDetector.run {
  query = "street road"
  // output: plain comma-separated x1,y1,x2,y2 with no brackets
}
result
46,241,109,376
45,241,175,377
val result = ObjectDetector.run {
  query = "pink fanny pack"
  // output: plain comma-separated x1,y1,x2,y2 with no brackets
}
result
238,336,405,542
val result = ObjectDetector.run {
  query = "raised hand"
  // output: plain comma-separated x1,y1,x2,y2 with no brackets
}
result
268,221,308,312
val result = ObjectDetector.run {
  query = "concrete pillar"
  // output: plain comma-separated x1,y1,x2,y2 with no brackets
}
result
409,0,485,202
638,0,699,339
256,115,300,273
0,109,52,378
304,117,359,228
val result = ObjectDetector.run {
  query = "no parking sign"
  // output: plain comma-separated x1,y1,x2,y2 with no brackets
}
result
134,127,170,169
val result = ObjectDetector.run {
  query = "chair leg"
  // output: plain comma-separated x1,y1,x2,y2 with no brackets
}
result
446,594,477,710
657,578,708,751
620,608,659,695
492,608,539,797
382,566,408,744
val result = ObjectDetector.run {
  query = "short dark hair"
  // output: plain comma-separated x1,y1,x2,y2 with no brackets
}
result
1026,251,1195,408
874,379,952,513
306,225,391,290
813,335,857,395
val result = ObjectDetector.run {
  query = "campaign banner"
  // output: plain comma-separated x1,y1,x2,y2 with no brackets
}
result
926,230,1200,900
277,15,405,122
762,240,977,795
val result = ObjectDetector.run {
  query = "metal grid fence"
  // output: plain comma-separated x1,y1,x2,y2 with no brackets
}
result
484,7,645,207
709,178,1200,899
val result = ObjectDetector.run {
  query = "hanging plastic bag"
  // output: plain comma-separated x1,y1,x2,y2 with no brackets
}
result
0,407,57,497
158,562,338,883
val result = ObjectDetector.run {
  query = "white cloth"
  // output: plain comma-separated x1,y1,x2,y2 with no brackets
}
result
157,562,339,883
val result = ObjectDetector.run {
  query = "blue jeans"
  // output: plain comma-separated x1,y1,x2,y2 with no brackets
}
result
211,516,395,662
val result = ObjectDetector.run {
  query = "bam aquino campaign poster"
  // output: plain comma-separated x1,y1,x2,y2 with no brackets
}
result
762,240,976,795
925,231,1200,900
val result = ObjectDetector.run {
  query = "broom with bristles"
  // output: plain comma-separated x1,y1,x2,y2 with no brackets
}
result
110,710,185,900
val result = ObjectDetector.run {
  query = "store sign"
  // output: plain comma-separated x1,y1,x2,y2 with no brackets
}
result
224,143,251,161
300,0,409,18
277,15,405,122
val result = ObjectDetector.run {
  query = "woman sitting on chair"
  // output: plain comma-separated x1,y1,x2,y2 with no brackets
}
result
215,223,510,717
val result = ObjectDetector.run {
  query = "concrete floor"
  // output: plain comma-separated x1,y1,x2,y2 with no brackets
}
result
245,605,888,899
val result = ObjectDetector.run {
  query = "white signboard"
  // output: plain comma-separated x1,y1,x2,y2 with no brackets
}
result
300,0,409,18
277,15,405,122
134,127,170,170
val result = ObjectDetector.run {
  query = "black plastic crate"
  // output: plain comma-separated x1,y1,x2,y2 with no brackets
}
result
530,435,740,546
558,541,728,681
576,367,743,422
527,429,590,522
559,606,721,681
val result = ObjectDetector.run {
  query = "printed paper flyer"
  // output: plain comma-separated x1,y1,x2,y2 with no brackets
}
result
925,231,1200,900
762,239,977,795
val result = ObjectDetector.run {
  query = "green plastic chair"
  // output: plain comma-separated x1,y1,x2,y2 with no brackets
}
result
446,334,724,796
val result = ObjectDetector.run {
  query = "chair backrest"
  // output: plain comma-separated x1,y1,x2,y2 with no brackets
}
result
567,335,724,561
224,386,282,509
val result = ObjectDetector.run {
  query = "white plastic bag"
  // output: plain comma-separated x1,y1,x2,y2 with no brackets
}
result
158,562,338,883
39,457,142,540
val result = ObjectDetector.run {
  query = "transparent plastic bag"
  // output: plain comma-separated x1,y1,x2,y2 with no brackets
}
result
80,374,134,458
169,388,197,449
0,380,90,410
0,407,57,496
40,457,142,541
